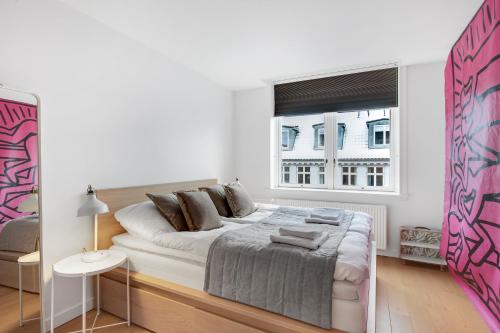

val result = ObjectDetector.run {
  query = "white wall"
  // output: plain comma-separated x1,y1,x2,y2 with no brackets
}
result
233,62,446,257
0,0,233,329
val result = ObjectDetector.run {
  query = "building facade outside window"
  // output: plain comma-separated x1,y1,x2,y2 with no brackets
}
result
277,109,394,191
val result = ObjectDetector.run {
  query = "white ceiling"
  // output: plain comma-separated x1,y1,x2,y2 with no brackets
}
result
61,0,482,90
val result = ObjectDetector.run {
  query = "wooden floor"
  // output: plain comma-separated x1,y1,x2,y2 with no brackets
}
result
0,257,489,333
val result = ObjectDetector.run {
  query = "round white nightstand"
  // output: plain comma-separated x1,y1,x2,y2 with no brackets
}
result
18,251,40,327
50,250,130,333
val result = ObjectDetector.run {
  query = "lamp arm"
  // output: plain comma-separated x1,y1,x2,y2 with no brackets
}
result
94,214,98,251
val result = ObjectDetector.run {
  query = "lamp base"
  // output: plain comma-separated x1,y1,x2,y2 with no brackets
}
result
81,250,109,263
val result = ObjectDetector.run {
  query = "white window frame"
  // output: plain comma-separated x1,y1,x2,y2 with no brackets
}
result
316,126,325,149
341,166,357,186
297,165,311,185
319,166,325,184
367,165,385,187
282,165,290,183
373,124,390,146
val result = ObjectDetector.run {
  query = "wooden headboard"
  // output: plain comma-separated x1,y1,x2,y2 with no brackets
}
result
96,178,217,249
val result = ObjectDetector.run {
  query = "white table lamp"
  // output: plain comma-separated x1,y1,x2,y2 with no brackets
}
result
77,185,109,263
18,188,39,213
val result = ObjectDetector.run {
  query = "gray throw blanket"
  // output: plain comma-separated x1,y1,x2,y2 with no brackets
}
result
204,210,353,328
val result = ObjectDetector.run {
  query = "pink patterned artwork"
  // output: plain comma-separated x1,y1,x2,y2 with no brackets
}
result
0,98,38,232
441,0,500,331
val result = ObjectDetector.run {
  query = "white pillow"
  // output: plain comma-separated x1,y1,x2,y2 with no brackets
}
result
114,201,175,241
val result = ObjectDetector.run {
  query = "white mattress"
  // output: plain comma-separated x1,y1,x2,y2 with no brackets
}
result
111,237,368,333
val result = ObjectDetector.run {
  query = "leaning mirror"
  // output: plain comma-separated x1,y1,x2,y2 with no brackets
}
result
0,85,42,332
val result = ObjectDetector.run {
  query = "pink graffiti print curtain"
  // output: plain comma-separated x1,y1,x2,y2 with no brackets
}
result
0,98,38,231
441,0,500,331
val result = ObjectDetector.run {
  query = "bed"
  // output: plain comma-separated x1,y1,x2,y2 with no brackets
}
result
96,179,376,333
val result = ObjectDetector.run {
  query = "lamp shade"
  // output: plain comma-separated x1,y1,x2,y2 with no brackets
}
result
77,193,109,217
18,193,39,213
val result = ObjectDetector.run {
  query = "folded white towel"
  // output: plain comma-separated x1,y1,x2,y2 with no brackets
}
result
305,217,340,226
270,232,328,250
279,227,323,240
310,208,344,221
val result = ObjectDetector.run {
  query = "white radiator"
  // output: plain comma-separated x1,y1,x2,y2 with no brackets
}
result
262,198,387,250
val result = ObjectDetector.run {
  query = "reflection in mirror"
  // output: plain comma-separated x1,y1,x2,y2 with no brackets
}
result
0,86,41,333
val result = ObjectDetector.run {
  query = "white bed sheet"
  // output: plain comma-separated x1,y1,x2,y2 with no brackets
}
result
111,241,367,333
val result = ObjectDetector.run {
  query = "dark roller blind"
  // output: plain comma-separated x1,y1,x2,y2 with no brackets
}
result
274,67,398,117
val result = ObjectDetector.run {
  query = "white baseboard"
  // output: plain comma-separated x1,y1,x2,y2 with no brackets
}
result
44,297,95,332
377,248,399,258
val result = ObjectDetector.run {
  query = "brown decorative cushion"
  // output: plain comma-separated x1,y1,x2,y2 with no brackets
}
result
176,191,223,231
199,185,232,217
223,182,257,217
146,193,189,231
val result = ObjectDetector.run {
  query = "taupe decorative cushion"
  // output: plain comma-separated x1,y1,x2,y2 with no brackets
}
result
176,191,223,231
223,182,257,217
146,193,189,231
199,185,232,217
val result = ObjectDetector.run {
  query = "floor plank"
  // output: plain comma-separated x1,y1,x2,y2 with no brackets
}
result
0,256,490,333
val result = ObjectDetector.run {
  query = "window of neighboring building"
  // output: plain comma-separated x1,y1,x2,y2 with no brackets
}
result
313,124,325,149
282,166,290,183
319,166,325,184
281,126,299,150
367,119,390,148
337,123,346,150
367,166,384,186
297,166,311,185
342,166,357,186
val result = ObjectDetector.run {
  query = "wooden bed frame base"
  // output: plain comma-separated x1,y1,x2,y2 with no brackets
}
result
96,179,376,333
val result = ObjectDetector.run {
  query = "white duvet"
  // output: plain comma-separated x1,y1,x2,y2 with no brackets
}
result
137,204,372,284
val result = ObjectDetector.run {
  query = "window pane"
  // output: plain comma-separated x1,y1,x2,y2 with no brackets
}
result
368,175,374,186
343,167,348,173
386,131,390,144
350,167,356,173
320,167,324,172
284,166,290,172
351,175,356,185
376,166,383,173
284,174,290,183
368,167,374,173
343,175,349,185
376,175,383,186
319,174,324,184
375,131,383,144
280,114,325,188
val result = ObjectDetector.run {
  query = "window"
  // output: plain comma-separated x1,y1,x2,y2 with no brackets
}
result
279,114,326,188
342,166,357,186
276,109,395,192
367,119,390,148
282,130,290,149
282,166,290,183
313,124,325,149
337,123,346,149
281,126,299,150
367,166,384,186
297,166,311,185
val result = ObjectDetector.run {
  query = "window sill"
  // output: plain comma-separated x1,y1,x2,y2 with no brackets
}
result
268,186,408,200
